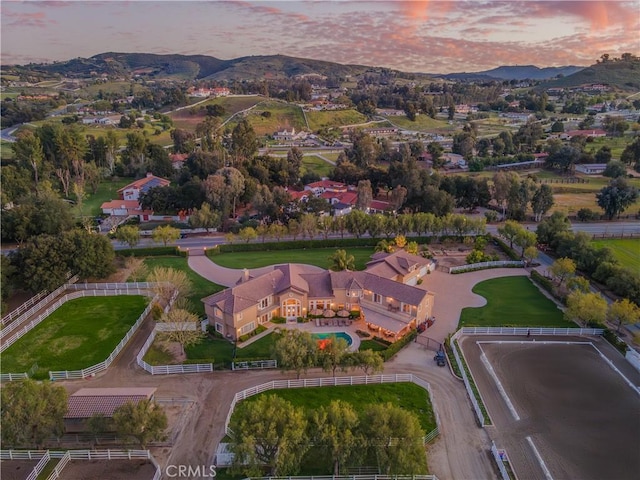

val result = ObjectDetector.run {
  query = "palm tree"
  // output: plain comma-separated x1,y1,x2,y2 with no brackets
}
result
328,249,355,271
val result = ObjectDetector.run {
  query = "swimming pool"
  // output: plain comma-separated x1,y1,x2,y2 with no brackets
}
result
311,332,353,346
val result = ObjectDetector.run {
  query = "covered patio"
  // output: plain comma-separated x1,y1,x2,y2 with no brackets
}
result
361,307,413,342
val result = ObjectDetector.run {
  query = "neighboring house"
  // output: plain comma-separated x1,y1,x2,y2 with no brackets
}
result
333,202,353,217
304,180,348,196
118,173,170,201
100,199,154,221
562,129,607,139
64,387,157,433
367,200,394,215
274,128,296,142
575,163,607,175
202,257,435,342
170,153,188,170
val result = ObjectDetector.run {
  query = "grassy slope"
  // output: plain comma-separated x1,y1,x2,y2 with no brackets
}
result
306,109,367,130
209,247,376,271
301,155,334,177
1,296,147,378
225,101,306,136
459,276,575,328
387,114,453,132
592,239,640,271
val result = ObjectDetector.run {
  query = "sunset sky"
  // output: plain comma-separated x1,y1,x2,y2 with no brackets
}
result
1,0,638,73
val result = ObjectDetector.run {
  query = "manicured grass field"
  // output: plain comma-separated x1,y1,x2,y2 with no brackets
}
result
306,109,367,130
208,247,376,271
1,296,148,378
592,239,640,271
301,155,334,177
359,338,389,351
459,276,575,328
236,382,436,433
185,336,235,366
226,101,306,136
140,256,224,316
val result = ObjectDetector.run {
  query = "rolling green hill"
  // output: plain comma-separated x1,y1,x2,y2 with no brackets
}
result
541,55,640,91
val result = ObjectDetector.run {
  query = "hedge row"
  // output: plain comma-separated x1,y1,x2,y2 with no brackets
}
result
380,329,417,361
491,236,521,261
451,264,523,274
115,246,185,257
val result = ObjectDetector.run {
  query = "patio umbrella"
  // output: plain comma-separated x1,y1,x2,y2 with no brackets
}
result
323,309,336,317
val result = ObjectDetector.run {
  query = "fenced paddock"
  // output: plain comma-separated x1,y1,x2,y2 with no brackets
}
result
221,374,440,460
457,335,640,480
136,327,213,375
0,450,160,480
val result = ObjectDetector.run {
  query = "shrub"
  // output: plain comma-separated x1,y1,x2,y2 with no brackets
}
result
271,316,286,324
116,246,183,257
576,208,600,222
213,237,435,254
380,330,417,361
237,324,267,343
355,330,371,338
491,236,520,260
417,278,423,285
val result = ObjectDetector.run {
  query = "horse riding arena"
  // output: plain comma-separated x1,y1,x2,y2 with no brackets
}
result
458,335,640,480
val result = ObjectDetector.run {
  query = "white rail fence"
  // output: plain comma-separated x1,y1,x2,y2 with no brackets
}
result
450,326,606,427
0,275,79,336
1,449,160,480
68,282,159,290
448,260,524,273
136,328,213,375
223,374,440,445
49,293,159,381
459,327,603,336
491,442,512,480
0,372,29,382
232,359,278,370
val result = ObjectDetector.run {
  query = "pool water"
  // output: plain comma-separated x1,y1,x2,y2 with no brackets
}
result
311,332,353,346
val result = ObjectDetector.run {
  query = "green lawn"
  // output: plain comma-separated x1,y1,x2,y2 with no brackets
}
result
592,239,640,271
359,338,389,352
76,177,130,217
185,335,235,366
459,276,575,328
139,256,224,316
237,382,436,434
1,296,148,378
235,331,276,360
225,101,306,136
301,155,334,177
208,247,376,271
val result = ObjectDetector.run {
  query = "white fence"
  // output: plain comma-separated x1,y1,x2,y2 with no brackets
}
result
68,282,158,290
491,442,512,480
449,260,524,273
625,349,640,373
0,275,79,336
1,449,160,480
136,328,213,375
224,374,439,445
232,359,278,370
48,293,159,381
0,372,28,382
450,330,487,426
459,327,603,336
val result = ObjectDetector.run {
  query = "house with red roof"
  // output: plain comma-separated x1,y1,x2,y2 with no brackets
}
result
101,173,170,221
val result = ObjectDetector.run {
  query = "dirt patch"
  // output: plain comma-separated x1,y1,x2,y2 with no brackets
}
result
426,241,507,269
0,460,39,480
157,339,187,363
58,460,156,480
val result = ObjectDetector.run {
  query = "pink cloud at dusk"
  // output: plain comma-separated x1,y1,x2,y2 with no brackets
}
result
1,1,637,72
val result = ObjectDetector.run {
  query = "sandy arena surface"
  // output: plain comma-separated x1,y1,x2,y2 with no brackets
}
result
58,460,156,480
0,460,38,480
460,336,640,480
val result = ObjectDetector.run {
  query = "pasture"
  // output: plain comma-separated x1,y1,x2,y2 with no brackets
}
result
0,296,148,378
226,100,306,136
301,155,334,177
592,238,640,271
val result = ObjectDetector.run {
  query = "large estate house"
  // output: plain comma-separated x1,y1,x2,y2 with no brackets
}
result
202,250,435,342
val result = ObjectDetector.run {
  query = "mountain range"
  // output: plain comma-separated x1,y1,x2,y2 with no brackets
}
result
10,52,640,90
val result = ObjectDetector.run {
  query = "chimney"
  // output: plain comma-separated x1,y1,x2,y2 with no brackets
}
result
243,268,249,282
146,172,153,178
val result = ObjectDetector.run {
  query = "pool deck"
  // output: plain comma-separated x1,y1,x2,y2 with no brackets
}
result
239,319,364,351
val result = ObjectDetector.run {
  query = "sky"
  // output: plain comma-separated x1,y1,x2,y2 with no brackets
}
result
1,0,639,73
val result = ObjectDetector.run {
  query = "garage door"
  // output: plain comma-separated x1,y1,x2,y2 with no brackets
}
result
406,277,418,286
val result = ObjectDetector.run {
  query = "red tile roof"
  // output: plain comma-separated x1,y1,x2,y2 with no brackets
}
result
117,174,170,193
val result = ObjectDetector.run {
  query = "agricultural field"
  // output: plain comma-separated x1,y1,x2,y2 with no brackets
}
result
0,295,148,379
591,239,640,271
459,276,575,328
301,155,334,177
226,100,306,136
169,95,264,130
305,109,367,130
585,135,635,159
386,114,454,133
